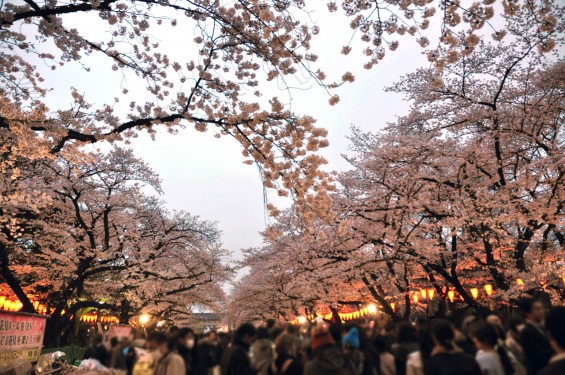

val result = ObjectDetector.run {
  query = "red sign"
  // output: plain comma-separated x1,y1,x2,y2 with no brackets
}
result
0,311,47,363
108,325,132,339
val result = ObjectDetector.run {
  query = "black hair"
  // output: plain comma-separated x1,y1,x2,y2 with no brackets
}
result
431,319,454,351
234,322,256,341
417,320,434,366
517,297,537,315
546,306,565,349
328,323,343,345
469,321,513,375
177,327,195,339
169,326,180,333
396,321,418,344
110,337,119,347
148,331,167,344
256,327,270,340
266,319,276,329
506,314,523,332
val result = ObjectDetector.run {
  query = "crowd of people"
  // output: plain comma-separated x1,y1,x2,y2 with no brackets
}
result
82,298,565,375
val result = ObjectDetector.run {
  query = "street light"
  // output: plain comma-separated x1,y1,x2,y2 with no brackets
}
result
367,304,377,314
139,314,150,326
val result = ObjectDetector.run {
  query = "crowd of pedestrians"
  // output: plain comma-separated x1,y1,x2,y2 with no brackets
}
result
82,298,565,375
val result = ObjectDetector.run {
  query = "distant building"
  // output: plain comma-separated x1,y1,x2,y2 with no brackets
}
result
189,312,223,333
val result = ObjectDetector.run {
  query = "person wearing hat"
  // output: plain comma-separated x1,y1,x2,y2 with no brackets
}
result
304,325,356,375
342,327,364,374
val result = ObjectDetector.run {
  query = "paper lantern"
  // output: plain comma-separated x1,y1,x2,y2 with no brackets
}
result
420,289,426,298
413,294,419,303
471,288,479,300
428,288,435,299
448,290,455,302
484,284,493,296
390,303,396,311
0,296,5,308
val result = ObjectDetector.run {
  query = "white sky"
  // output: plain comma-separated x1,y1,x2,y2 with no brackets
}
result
34,2,431,259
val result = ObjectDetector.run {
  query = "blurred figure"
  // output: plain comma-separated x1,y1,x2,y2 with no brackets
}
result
424,319,482,375
83,333,110,367
406,318,433,375
342,327,364,374
304,325,355,375
109,336,127,370
269,333,303,375
486,315,507,342
519,298,553,375
539,306,565,375
392,321,419,375
469,321,524,375
154,332,186,375
200,331,223,375
250,327,274,375
505,314,525,365
176,328,203,375
221,322,257,375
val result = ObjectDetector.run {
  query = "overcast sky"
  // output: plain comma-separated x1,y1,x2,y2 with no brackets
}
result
37,2,431,260
122,5,430,259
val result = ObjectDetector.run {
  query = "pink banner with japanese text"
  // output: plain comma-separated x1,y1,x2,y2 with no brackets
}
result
0,312,46,363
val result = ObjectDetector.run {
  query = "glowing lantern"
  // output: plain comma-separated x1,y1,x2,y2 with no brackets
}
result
448,290,455,302
516,278,524,288
390,303,396,311
471,288,479,300
367,304,377,314
33,301,40,310
0,296,5,308
562,276,565,285
413,294,419,303
4,300,11,311
428,289,435,299
420,289,426,298
484,284,493,296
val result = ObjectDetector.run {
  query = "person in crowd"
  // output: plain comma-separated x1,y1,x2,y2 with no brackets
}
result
539,307,565,375
269,333,303,375
406,318,433,375
342,326,365,374
199,330,223,375
109,336,128,370
505,314,525,365
455,314,479,356
519,298,553,375
486,315,507,342
176,328,203,375
372,333,396,375
83,333,110,367
424,319,482,375
250,327,274,375
469,321,524,375
303,325,356,375
392,321,420,375
154,332,186,375
221,322,257,375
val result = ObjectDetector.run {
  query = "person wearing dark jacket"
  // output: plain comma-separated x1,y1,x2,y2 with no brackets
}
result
424,319,482,375
221,323,257,375
519,298,554,375
83,333,110,367
177,328,205,375
304,325,355,375
539,307,565,375
393,322,420,375
268,333,302,375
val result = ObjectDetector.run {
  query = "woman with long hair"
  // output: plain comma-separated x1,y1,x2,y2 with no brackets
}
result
424,319,482,375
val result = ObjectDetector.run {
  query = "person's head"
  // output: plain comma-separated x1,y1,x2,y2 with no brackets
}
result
275,333,298,357
256,327,270,340
147,331,168,353
486,314,503,328
328,323,343,345
545,306,565,353
518,298,546,324
469,321,498,350
507,314,523,333
169,326,180,334
431,319,455,351
92,333,104,345
342,326,360,350
311,325,335,351
110,337,119,348
234,322,257,347
396,321,418,344
208,330,217,342
266,319,276,330
177,328,196,349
